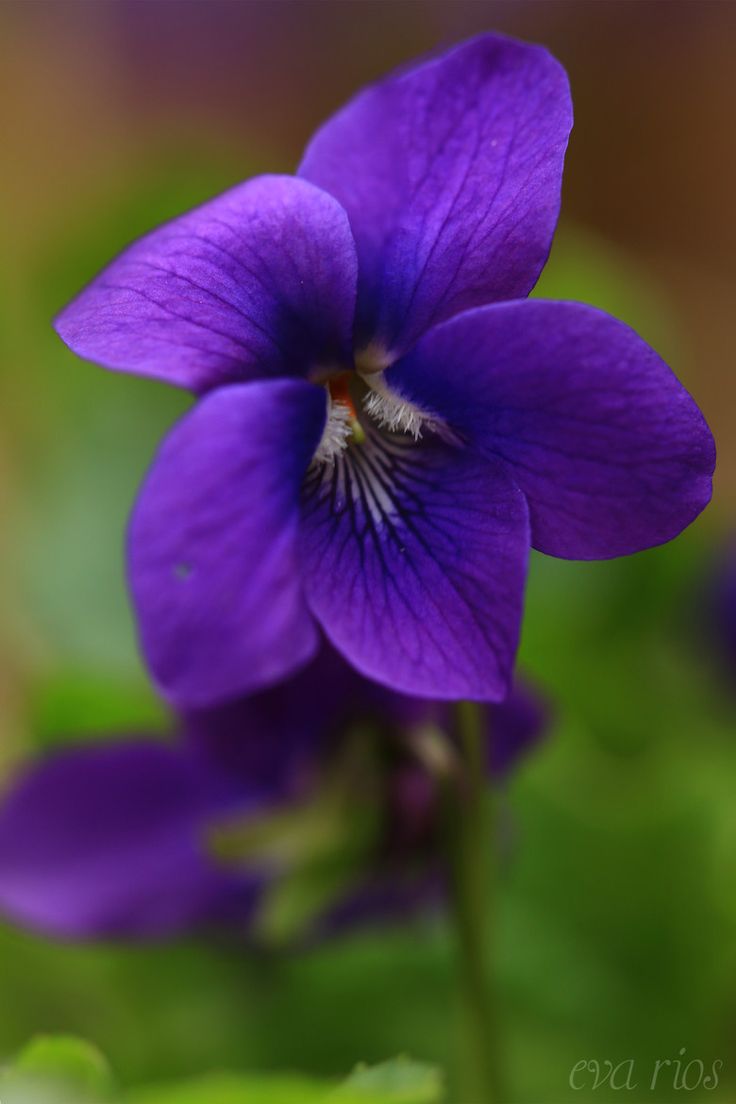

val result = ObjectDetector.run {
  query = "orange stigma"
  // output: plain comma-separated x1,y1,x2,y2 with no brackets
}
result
327,373,366,445
328,374,358,420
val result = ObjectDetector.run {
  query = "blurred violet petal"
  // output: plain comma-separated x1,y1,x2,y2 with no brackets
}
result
55,175,358,392
128,379,326,706
182,644,375,796
0,644,550,941
0,741,260,939
487,679,551,775
707,540,736,677
387,300,715,558
316,678,551,933
718,558,736,668
299,34,572,357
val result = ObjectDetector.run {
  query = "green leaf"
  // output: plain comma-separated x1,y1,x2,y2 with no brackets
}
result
125,1060,443,1104
0,1043,443,1104
126,1071,332,1104
1,1035,113,1102
334,1057,443,1103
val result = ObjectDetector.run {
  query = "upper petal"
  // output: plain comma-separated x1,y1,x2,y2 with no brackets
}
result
299,33,572,358
0,741,257,939
387,300,715,559
55,175,358,392
128,379,326,707
299,431,530,700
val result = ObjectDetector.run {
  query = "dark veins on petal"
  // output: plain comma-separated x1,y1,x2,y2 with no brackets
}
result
299,423,528,699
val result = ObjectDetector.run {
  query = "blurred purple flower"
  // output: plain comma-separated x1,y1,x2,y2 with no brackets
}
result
55,34,714,708
0,649,547,941
718,562,736,668
708,540,736,676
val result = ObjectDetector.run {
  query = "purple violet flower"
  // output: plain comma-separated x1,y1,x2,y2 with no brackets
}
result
54,34,715,707
708,540,736,677
0,649,547,940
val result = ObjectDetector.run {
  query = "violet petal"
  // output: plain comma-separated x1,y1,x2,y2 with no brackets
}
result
299,34,572,357
128,379,326,706
388,300,715,559
0,741,258,939
299,435,529,700
55,176,358,392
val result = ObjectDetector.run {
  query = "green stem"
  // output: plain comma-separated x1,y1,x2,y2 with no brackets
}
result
447,700,503,1104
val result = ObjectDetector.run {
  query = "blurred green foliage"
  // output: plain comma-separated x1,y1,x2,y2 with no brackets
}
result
1,158,733,1103
1,1041,441,1104
3,1036,114,1102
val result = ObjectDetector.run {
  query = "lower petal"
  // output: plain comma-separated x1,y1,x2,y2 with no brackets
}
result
299,431,529,700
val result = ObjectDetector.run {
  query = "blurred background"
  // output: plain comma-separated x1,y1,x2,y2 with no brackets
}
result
1,1,735,1101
